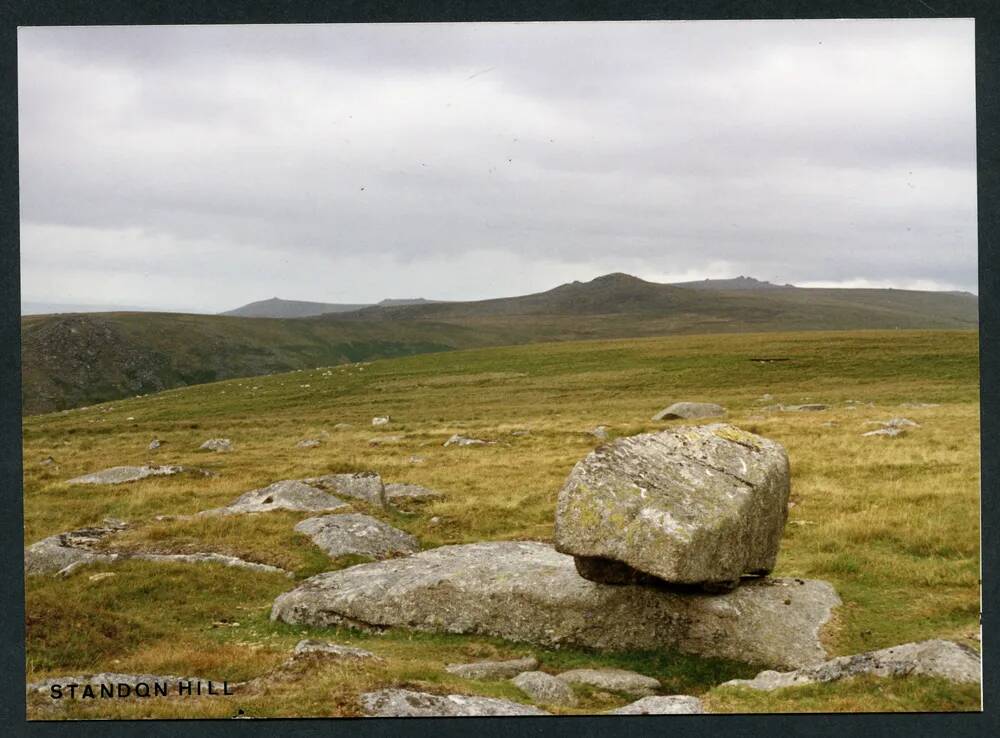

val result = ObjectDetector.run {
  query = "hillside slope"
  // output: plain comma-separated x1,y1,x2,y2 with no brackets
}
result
21,273,978,414
222,297,436,318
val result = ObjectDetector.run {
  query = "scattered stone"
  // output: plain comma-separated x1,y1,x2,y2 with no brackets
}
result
444,434,490,447
512,671,578,706
511,429,531,437
408,455,427,465
148,439,161,450
88,572,117,583
755,394,774,403
445,657,539,680
607,695,704,714
720,639,981,690
294,514,419,560
24,519,128,575
302,472,386,508
900,402,940,409
372,416,391,426
781,404,828,412
40,456,56,466
385,483,443,504
360,689,548,717
199,480,348,516
292,639,376,659
556,668,660,696
428,516,441,525
67,465,186,485
589,426,609,441
820,421,838,428
651,402,726,421
199,438,233,452
296,439,321,449
554,424,790,588
333,423,354,430
862,427,905,438
871,417,920,428
271,541,840,669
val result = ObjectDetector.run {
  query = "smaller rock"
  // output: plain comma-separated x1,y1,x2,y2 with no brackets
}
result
201,480,347,516
879,417,920,428
900,402,939,409
862,427,905,438
295,514,419,560
607,695,704,715
511,671,577,706
444,434,489,447
557,668,660,696
333,423,354,430
720,639,980,691
385,483,443,504
755,394,774,403
40,456,56,466
372,416,391,426
510,429,531,437
88,572,116,583
651,402,726,421
148,439,161,450
302,472,386,508
445,657,539,680
296,439,321,449
589,426,609,441
782,404,828,412
368,435,403,446
408,455,426,465
428,516,441,525
360,689,548,717
292,639,376,659
200,438,233,452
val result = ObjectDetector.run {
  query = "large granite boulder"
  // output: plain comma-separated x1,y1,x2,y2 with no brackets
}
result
294,514,419,560
24,519,127,575
360,689,548,716
651,402,726,421
301,472,386,508
199,480,347,516
720,639,981,690
554,424,790,588
271,541,840,669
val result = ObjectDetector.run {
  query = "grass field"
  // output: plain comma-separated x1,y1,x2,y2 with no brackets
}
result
21,329,982,717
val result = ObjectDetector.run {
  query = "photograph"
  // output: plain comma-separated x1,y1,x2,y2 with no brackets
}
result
17,18,982,719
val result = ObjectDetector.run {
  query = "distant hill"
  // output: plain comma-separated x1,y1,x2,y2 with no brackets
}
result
671,276,790,290
222,297,435,318
21,273,978,414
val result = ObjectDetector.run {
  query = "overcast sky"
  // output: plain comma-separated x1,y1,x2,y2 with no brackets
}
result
18,19,977,313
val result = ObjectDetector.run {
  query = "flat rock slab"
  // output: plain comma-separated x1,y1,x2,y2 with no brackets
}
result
302,472,386,508
444,434,491,447
271,541,840,669
292,639,376,659
199,438,233,452
512,671,577,706
294,514,419,560
721,639,981,690
67,465,187,485
652,402,726,421
385,483,443,504
607,695,704,714
25,519,128,575
129,552,291,577
781,404,828,412
554,424,790,586
445,657,539,680
557,668,660,696
200,480,348,516
360,689,548,717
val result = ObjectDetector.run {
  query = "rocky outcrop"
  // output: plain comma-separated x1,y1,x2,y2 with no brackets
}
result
295,439,321,449
292,640,376,659
128,552,290,577
556,668,660,696
271,541,840,669
720,639,981,690
302,472,386,508
360,689,548,716
651,402,726,421
294,514,419,560
24,519,127,575
445,657,539,680
67,465,187,485
199,480,347,516
511,671,577,706
444,434,490,447
606,695,704,714
554,424,790,588
781,404,828,412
